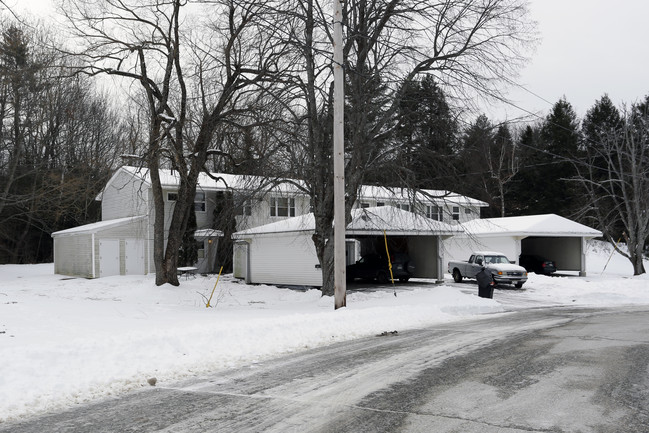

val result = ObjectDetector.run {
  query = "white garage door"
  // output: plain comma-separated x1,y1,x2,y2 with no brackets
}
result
125,239,145,275
99,239,120,277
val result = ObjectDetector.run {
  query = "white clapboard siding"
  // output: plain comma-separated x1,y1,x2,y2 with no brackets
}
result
248,232,322,287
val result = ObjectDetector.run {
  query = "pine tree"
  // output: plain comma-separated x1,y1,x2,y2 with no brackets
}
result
457,114,495,213
389,75,458,189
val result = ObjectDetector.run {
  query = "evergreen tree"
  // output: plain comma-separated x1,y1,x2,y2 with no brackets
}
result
582,94,623,145
509,98,581,217
457,114,495,214
539,98,582,216
373,75,458,189
505,123,543,215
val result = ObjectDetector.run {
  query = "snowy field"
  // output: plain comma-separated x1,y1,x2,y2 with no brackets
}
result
1,240,648,422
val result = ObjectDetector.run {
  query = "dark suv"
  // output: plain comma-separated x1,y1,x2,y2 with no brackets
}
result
519,254,557,275
346,253,415,283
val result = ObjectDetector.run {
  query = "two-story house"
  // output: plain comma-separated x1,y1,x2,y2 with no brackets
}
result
50,165,487,279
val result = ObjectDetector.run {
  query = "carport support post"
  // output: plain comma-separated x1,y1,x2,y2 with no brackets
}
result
333,0,346,309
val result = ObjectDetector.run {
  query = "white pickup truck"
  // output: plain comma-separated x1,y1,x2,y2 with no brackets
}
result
448,251,528,288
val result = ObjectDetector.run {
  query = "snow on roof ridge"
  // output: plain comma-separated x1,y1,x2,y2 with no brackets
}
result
52,215,147,237
460,213,601,236
118,166,484,205
233,205,461,236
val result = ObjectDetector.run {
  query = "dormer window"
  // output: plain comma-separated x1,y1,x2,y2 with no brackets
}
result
270,197,295,217
452,206,460,220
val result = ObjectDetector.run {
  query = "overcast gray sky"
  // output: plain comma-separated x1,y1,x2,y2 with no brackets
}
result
15,0,649,123
493,0,649,122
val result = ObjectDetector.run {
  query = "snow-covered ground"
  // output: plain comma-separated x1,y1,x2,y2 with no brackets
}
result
1,240,648,422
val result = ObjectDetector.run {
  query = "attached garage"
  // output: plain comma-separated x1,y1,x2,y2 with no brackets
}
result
232,206,459,287
443,214,602,276
52,216,149,278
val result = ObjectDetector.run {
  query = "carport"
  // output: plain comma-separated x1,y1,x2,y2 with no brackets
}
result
444,214,602,276
232,206,460,286
345,206,460,282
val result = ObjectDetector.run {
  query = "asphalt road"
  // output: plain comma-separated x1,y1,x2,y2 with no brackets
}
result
2,306,649,432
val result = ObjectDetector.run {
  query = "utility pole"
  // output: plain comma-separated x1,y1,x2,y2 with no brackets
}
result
333,0,346,309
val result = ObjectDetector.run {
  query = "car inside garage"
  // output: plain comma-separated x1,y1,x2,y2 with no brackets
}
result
233,206,460,287
521,236,584,273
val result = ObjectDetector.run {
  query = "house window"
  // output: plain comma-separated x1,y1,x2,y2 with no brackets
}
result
270,197,295,217
194,192,206,212
427,205,442,221
167,192,178,201
236,199,252,216
360,202,370,208
197,241,205,259
397,203,410,212
452,206,460,220
376,202,385,207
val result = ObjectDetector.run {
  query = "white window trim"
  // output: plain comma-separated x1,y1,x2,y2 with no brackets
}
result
426,205,443,221
270,197,296,217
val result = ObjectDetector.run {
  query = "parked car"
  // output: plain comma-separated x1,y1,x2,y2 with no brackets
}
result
347,253,415,283
519,254,557,275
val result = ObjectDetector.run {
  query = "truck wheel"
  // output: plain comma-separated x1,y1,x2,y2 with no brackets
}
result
452,269,463,283
515,282,524,289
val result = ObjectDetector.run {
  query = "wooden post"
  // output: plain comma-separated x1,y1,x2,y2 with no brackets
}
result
333,0,346,309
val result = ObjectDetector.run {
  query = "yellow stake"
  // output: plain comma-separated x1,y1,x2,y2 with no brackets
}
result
383,230,394,284
206,266,224,308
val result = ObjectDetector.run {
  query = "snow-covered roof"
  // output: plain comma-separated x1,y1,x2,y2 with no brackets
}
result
120,166,306,194
359,185,488,208
459,214,602,238
194,229,224,239
233,206,461,237
103,166,485,208
51,216,147,237
346,206,461,235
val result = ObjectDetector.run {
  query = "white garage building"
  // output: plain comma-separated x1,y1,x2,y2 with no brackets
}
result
232,206,460,287
52,216,149,278
443,214,602,276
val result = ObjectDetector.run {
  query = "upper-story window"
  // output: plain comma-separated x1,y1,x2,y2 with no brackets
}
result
167,192,178,202
360,202,370,208
426,205,443,221
452,206,460,220
194,192,206,212
270,197,295,217
376,202,385,207
235,199,252,216
396,203,410,212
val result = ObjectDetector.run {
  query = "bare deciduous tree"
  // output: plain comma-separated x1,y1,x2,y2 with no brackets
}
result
574,102,649,275
61,0,287,285
274,0,536,298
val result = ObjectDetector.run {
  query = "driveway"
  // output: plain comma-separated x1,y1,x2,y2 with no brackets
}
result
2,306,648,432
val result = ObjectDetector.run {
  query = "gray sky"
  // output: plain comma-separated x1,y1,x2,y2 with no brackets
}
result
15,0,649,123
492,0,649,123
